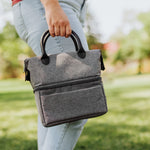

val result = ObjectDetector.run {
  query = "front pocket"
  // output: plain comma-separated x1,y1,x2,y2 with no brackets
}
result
35,76,107,127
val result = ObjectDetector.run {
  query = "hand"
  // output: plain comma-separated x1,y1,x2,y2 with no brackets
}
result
42,0,72,38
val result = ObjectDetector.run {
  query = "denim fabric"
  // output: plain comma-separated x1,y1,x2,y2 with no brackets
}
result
12,0,88,56
12,0,88,149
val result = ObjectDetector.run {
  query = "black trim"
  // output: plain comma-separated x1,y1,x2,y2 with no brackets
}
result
24,59,30,81
81,0,86,10
43,111,107,127
100,54,105,70
40,30,86,65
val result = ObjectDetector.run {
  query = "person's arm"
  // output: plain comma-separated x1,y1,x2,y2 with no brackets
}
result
40,0,72,38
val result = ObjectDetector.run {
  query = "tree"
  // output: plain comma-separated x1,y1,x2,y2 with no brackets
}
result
84,8,107,58
0,22,35,78
112,11,150,74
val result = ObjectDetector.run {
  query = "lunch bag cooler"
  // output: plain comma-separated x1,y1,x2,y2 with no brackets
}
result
24,30,108,127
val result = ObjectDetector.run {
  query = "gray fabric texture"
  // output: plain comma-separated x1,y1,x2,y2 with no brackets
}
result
40,81,107,126
25,49,101,88
25,49,108,127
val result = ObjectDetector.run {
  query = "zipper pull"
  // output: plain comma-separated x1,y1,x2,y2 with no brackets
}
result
24,59,30,81
100,54,105,71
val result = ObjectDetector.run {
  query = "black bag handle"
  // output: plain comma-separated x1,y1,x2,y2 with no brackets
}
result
40,30,86,65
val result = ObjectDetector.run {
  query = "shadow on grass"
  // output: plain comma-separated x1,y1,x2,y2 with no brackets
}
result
0,122,149,150
0,135,37,150
75,122,150,150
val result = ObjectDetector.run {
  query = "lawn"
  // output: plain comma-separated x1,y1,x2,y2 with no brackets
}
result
0,74,150,150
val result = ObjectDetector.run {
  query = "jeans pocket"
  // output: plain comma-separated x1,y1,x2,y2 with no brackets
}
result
12,2,28,42
80,0,86,11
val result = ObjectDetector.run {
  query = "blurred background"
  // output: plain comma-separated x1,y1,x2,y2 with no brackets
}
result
0,0,150,150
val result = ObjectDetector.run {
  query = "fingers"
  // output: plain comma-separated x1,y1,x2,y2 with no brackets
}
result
45,4,72,38
49,22,72,38
60,25,66,37
49,25,55,37
65,25,72,38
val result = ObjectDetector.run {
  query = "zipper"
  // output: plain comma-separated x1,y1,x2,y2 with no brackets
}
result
33,75,101,93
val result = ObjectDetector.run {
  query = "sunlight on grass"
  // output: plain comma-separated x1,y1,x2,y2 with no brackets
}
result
0,79,32,93
122,90,150,98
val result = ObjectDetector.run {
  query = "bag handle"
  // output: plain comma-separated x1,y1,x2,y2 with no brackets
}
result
40,30,86,65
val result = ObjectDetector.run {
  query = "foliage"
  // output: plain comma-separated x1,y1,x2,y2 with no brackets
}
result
0,74,150,150
84,7,107,59
86,34,107,59
112,11,150,74
0,22,35,78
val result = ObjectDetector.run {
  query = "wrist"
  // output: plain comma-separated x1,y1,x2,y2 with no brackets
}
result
41,0,60,10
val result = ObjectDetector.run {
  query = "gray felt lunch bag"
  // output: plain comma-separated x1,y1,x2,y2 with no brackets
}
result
24,30,108,127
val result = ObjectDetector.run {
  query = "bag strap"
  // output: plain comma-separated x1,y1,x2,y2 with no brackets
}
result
40,30,86,65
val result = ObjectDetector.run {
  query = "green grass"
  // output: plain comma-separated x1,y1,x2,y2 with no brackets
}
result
0,74,150,150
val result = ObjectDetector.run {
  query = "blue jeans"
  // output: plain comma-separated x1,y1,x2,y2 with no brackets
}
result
12,0,88,149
